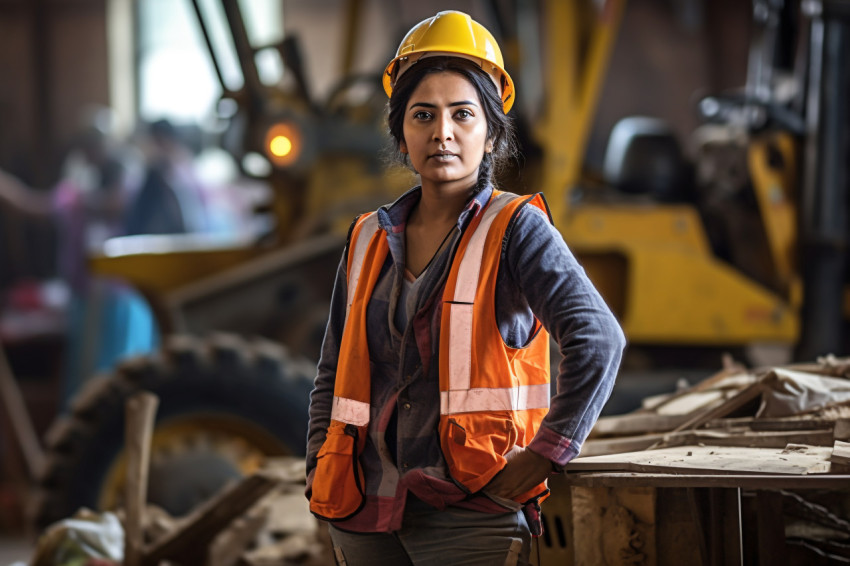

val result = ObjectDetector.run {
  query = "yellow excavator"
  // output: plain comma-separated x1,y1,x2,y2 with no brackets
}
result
30,0,849,541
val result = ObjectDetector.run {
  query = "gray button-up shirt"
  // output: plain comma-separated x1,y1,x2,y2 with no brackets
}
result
306,184,625,532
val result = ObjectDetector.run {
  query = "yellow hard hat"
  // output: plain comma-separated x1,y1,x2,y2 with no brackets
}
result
383,11,515,114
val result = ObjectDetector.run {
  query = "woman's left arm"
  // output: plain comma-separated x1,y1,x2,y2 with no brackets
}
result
485,202,626,498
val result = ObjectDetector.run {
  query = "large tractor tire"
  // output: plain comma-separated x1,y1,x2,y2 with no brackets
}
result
31,333,316,530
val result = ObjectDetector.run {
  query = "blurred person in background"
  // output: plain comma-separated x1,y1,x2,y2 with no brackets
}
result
125,118,211,236
0,106,157,405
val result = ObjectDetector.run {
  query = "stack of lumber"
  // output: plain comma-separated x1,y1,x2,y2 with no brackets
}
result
573,354,850,476
547,356,850,565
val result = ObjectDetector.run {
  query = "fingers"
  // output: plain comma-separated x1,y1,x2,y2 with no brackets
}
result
484,449,551,499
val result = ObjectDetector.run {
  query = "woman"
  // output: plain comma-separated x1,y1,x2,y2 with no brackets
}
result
306,10,625,565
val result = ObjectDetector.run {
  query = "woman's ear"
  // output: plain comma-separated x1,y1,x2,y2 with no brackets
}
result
400,140,408,154
485,140,494,154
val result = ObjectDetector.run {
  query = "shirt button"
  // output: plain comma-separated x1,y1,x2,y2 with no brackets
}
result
403,402,411,410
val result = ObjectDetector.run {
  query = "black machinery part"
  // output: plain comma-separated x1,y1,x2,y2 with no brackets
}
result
603,116,694,202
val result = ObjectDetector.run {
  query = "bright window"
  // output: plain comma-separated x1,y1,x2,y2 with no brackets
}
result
137,0,283,124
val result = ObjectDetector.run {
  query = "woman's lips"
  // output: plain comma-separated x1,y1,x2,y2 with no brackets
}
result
430,151,457,160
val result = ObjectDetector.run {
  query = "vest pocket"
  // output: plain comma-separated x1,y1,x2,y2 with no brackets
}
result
443,412,517,494
309,422,365,521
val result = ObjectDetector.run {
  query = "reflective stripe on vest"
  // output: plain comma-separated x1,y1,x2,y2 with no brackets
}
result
440,383,551,414
330,211,381,426
437,192,551,499
442,192,549,415
345,212,380,324
332,396,370,427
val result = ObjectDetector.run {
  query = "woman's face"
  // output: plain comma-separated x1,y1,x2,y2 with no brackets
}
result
400,71,491,192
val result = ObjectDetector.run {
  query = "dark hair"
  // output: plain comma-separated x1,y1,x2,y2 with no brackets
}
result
387,56,518,192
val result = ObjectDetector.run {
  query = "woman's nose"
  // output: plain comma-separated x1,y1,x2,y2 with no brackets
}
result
433,114,453,142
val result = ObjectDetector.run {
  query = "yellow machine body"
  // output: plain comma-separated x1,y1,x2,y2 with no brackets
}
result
567,204,799,344
531,0,803,349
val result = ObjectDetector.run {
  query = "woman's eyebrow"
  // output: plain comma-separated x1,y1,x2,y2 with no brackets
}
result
409,100,479,109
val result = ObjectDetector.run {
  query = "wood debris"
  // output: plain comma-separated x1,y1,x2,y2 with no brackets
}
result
557,355,850,566
831,440,850,471
581,355,850,468
116,458,331,566
53,391,333,566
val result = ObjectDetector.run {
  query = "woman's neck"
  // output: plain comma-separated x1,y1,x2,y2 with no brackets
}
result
415,179,476,226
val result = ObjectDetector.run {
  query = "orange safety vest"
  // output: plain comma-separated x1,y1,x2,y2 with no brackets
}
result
309,191,551,521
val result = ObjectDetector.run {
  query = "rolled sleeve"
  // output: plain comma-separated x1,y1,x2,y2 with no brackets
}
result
502,203,626,468
306,251,348,480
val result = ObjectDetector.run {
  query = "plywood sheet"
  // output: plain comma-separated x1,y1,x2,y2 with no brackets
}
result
567,444,833,475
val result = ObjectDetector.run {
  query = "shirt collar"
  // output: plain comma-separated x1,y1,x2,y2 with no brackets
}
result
376,184,494,234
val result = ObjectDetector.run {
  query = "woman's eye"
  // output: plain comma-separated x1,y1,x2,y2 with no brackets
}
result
413,111,432,120
456,109,473,119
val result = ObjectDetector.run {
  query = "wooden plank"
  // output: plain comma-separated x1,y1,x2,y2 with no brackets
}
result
685,428,834,448
142,470,283,565
830,440,850,467
582,433,667,457
209,504,271,566
584,427,834,457
124,392,159,566
590,413,692,438
648,367,752,415
780,357,850,378
561,473,850,489
704,417,835,432
572,486,656,566
667,381,765,435
648,381,765,450
0,344,45,479
834,419,850,441
756,492,786,566
654,390,726,416
567,445,833,476
656,488,702,566
808,402,850,420
716,488,743,566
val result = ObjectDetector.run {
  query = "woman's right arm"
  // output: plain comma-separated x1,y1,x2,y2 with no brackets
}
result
305,251,348,495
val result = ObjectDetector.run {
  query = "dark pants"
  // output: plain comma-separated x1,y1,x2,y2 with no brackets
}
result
328,497,531,566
